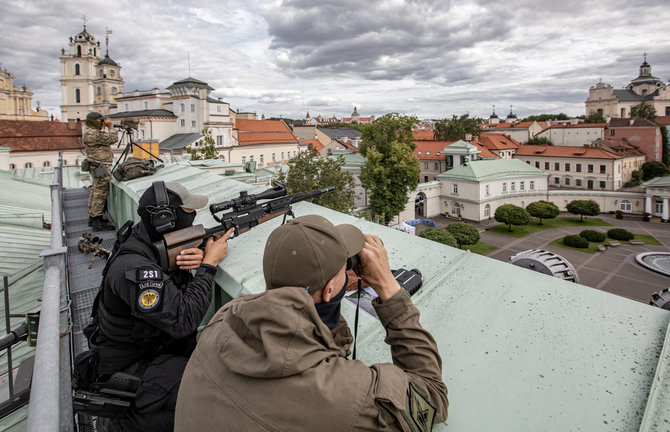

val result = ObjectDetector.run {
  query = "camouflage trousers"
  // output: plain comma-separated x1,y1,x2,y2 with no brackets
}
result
88,165,111,217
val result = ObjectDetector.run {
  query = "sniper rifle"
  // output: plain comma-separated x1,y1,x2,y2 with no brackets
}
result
153,182,336,271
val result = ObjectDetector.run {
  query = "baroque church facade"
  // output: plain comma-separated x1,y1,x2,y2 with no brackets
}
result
585,56,670,118
59,24,124,121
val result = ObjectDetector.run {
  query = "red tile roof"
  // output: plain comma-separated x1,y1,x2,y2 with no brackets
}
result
235,119,299,146
469,141,499,159
299,139,323,152
514,145,621,159
0,119,82,152
478,133,521,150
608,117,658,128
654,116,670,126
413,140,452,160
412,130,435,140
481,122,533,129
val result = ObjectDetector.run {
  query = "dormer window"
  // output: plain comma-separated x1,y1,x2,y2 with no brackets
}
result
417,151,422,155
426,152,430,155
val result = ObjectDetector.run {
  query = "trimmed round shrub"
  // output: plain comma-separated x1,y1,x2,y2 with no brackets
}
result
608,228,634,241
563,234,589,248
580,230,606,242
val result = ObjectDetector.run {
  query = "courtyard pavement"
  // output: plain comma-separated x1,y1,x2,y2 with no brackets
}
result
419,213,670,304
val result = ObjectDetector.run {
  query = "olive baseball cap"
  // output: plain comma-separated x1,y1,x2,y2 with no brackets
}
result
263,215,365,294
86,112,105,121
164,182,208,209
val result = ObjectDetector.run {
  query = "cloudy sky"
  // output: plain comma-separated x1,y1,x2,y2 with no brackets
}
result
1,0,669,121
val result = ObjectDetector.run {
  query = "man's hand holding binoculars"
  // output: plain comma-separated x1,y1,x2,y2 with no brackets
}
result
357,234,401,302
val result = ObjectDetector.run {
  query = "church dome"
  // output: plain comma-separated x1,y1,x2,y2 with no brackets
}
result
98,54,118,67
75,26,95,43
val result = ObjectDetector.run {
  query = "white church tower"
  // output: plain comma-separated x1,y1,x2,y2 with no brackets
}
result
60,20,123,121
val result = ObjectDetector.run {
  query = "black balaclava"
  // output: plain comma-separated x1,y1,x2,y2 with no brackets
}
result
315,273,348,330
137,187,196,243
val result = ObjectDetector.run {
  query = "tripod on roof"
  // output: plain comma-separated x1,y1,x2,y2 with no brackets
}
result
111,120,163,174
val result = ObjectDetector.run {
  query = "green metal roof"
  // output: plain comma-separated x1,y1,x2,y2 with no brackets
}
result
8,166,89,190
642,176,670,187
0,173,52,223
105,167,670,431
436,158,548,182
329,150,366,167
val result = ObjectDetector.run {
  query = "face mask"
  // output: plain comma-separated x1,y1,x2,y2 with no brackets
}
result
315,273,348,330
175,208,197,231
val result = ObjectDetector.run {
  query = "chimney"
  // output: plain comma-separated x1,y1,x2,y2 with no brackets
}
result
629,119,634,126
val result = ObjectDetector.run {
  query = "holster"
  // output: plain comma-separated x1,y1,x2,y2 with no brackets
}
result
93,163,108,178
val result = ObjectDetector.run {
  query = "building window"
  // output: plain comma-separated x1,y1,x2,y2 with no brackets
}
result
588,164,594,173
144,101,149,109
424,176,428,182
217,136,222,146
600,165,606,174
565,163,570,172
485,185,490,196
76,45,81,56
294,151,297,157
75,88,80,103
554,162,559,171
260,154,264,164
242,156,246,163
620,199,632,212
63,160,67,165
502,182,507,192
565,178,570,185
180,104,185,113
535,161,540,168
9,163,15,170
530,181,535,190
110,70,115,77
75,64,80,75
600,181,606,188
217,105,222,112
124,103,129,111
191,121,196,128
452,184,458,194
43,161,50,167
520,181,525,191
111,87,117,95
250,155,254,162
140,130,145,139
666,106,670,116
424,162,428,169
272,153,276,161
191,104,195,112
544,162,549,170
281,152,285,160
25,162,33,168
484,204,490,218
434,162,439,170
610,129,615,136
97,87,101,96
554,177,560,184
576,179,582,186
511,182,516,191
576,164,581,172
527,161,531,164
180,119,185,127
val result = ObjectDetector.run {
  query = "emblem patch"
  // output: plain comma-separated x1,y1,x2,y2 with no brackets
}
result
138,289,160,311
403,382,436,432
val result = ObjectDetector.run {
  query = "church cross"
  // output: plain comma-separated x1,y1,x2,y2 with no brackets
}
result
81,14,87,28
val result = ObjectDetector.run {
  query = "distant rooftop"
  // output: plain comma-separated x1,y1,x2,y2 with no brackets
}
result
437,158,547,182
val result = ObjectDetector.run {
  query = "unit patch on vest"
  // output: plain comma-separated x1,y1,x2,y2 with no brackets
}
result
137,269,162,280
137,281,163,312
402,382,436,432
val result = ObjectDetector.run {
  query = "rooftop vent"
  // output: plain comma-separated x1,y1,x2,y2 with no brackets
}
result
509,249,579,283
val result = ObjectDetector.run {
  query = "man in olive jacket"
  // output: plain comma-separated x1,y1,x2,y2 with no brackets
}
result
175,215,448,431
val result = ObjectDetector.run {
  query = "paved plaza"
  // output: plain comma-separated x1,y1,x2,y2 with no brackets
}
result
422,213,670,304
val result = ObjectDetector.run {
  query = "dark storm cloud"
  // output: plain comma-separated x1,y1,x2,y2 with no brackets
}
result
263,0,514,83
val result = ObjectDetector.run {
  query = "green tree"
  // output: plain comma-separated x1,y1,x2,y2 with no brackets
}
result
434,114,482,141
566,200,600,222
277,145,357,214
359,113,420,224
525,200,560,225
525,136,554,146
641,161,670,180
584,111,606,123
445,222,480,249
494,204,531,232
187,128,219,160
521,113,569,122
418,227,458,248
631,102,657,121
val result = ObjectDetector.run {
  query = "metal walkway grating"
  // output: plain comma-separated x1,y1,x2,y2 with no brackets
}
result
62,188,117,358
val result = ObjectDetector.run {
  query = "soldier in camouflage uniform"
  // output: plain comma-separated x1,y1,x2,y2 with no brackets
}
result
83,112,118,231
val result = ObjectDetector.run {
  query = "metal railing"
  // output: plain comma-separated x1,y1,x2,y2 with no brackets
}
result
26,153,74,432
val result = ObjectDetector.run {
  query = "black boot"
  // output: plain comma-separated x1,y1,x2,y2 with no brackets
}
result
88,216,94,226
92,216,115,232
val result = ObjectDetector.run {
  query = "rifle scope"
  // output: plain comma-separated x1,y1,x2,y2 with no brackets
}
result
210,182,287,214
